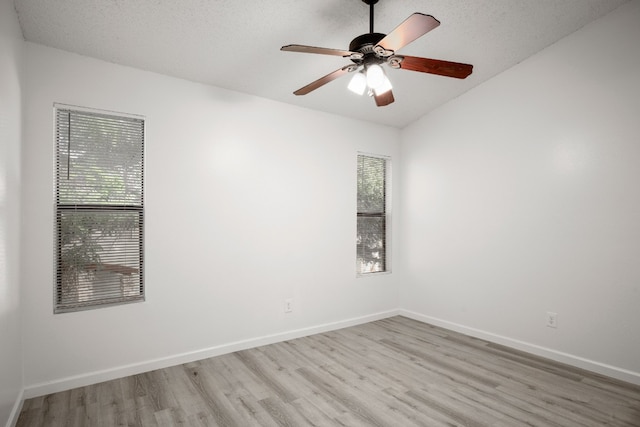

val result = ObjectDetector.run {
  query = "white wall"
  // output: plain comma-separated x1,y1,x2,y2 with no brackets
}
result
0,0,24,424
21,43,400,395
399,0,640,384
16,0,639,402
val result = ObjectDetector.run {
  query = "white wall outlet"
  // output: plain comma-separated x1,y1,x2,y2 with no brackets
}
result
546,311,558,328
284,298,293,313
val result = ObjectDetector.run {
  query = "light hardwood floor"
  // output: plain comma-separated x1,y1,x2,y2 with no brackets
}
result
17,316,640,426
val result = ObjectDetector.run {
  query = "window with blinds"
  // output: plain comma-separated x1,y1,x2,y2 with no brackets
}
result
54,105,145,313
357,154,389,274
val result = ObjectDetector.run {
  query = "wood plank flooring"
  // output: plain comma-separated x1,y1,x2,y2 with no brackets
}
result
17,316,640,426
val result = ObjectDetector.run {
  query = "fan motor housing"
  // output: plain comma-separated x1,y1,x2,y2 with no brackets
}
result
349,32,385,54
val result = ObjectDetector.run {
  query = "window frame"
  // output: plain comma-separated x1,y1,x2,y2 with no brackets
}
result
53,103,146,313
356,152,391,276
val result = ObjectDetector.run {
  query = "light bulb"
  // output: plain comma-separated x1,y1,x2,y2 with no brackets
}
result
347,72,367,95
366,64,385,89
374,75,393,95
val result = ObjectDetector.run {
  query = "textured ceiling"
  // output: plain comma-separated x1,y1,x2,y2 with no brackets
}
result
14,0,629,128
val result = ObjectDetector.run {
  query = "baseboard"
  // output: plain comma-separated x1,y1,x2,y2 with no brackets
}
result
23,309,400,399
24,307,636,399
6,389,24,427
400,309,640,386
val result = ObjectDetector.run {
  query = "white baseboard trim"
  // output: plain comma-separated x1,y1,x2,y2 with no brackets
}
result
400,309,640,386
23,309,400,399
23,308,637,400
6,389,24,427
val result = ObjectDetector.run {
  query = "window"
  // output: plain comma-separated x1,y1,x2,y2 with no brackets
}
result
357,154,389,274
54,105,145,313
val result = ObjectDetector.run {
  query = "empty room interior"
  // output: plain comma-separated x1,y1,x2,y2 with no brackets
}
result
2,0,640,425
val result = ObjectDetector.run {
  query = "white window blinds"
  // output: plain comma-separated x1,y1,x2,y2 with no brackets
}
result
357,154,388,274
55,106,145,313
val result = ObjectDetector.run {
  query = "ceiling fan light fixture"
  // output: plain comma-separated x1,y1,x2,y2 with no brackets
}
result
348,71,367,95
366,64,385,89
374,74,393,95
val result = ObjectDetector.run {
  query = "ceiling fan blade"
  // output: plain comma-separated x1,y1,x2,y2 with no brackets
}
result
377,13,440,53
374,90,395,107
398,55,473,79
281,44,356,58
293,66,353,96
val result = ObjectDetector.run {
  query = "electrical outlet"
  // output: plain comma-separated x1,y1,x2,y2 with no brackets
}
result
284,298,293,314
546,312,558,328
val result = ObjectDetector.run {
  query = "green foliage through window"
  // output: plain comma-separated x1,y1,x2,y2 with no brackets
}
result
55,106,144,312
357,154,388,274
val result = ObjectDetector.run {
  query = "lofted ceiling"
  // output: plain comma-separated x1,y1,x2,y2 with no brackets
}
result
14,0,629,128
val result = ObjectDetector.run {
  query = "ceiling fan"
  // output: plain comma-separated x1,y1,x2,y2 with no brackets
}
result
281,0,473,107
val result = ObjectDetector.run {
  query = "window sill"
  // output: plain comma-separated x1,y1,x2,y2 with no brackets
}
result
357,270,392,278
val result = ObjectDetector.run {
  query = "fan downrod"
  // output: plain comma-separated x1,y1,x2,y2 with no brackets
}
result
349,0,384,54
362,0,380,34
